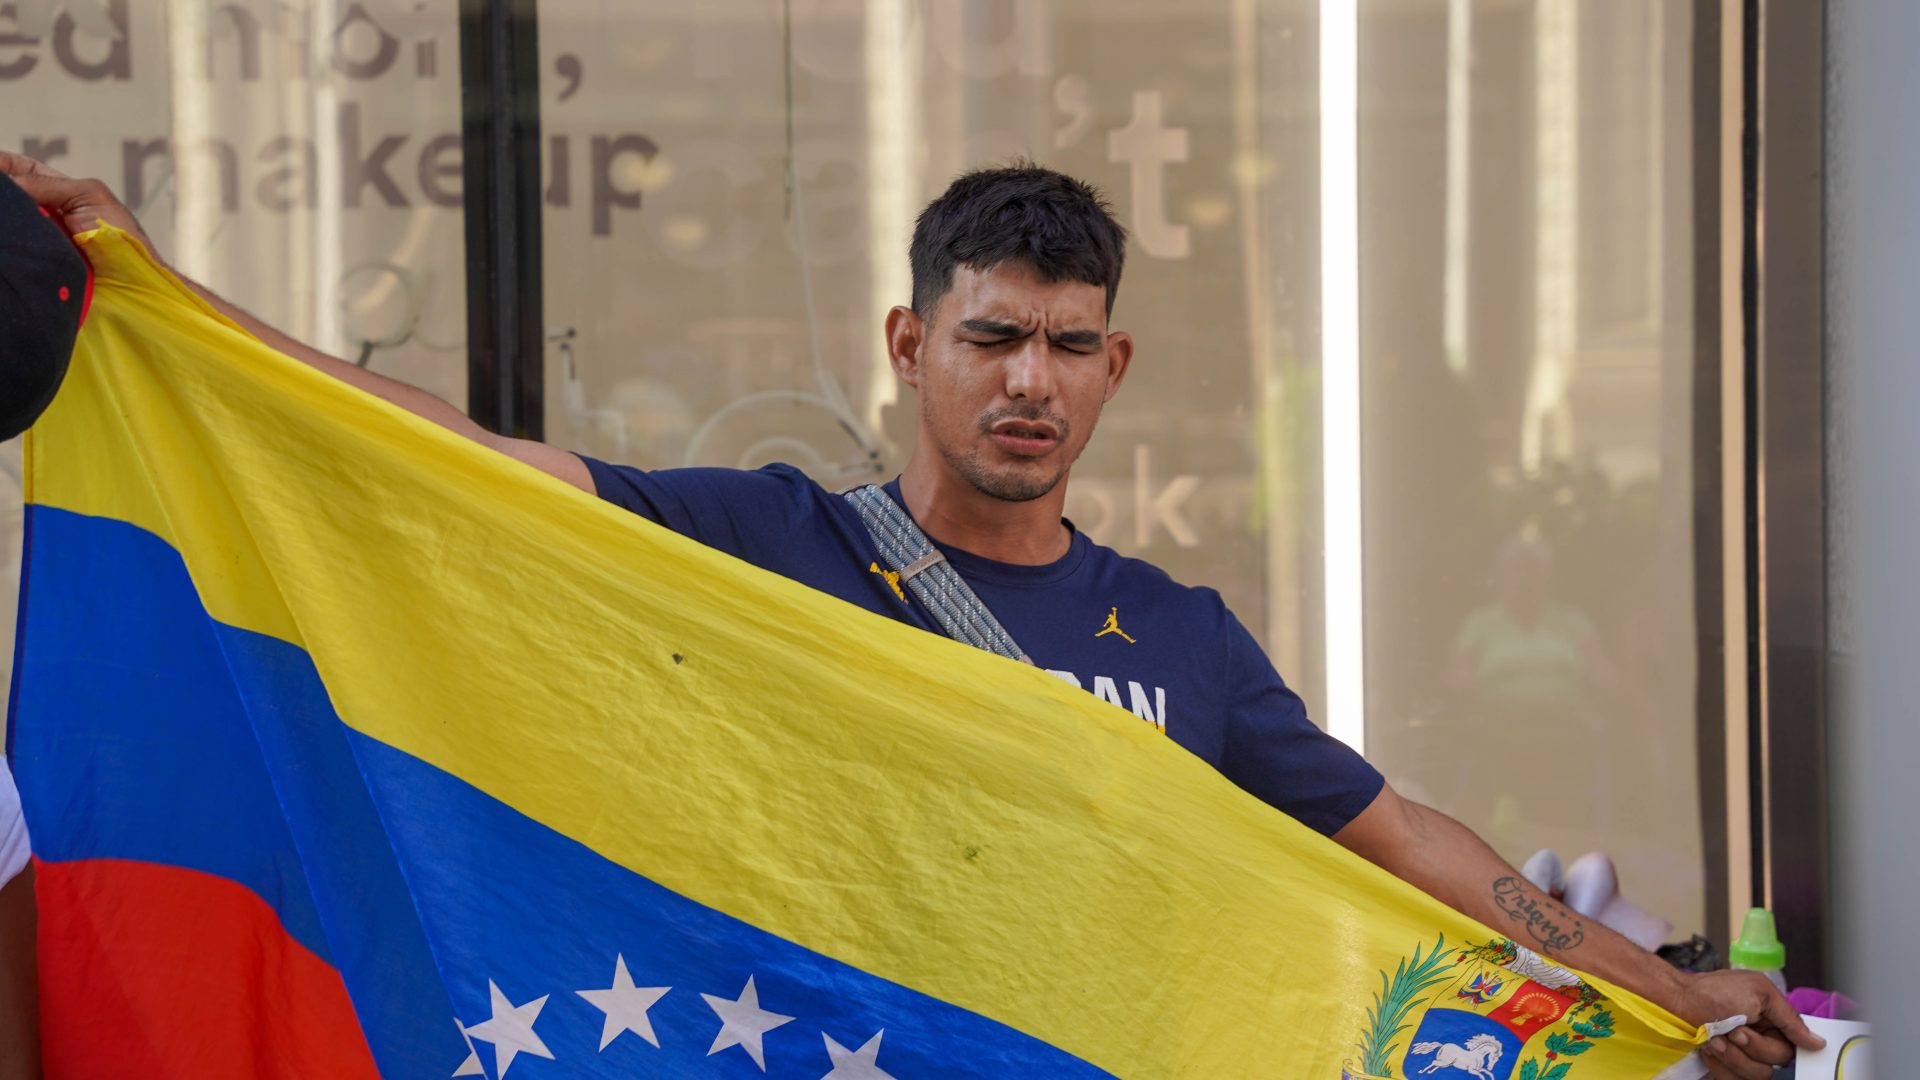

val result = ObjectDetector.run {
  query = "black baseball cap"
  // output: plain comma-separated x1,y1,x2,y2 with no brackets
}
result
0,171,89,441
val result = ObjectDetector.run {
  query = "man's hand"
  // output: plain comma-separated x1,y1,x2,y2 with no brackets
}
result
0,152,152,249
1678,969,1824,1080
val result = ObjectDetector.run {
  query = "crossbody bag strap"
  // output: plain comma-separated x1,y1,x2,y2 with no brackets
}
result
840,484,1033,665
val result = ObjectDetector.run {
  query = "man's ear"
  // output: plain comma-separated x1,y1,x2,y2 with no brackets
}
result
1102,329,1134,403
885,306,925,387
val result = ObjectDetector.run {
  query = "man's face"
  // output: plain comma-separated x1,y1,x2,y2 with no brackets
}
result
891,261,1132,502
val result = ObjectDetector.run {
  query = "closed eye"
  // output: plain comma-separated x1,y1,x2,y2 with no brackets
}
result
957,319,1030,346
954,320,1102,353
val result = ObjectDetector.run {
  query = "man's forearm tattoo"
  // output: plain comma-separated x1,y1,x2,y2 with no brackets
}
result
1491,876,1585,953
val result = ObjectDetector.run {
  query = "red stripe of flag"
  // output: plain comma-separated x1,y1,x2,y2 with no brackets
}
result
35,857,380,1078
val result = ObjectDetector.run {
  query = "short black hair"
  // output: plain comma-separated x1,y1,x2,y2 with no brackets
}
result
909,161,1127,322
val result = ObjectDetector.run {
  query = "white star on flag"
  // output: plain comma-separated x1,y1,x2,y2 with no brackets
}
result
575,953,671,1050
463,980,556,1078
452,1018,483,1077
821,1029,897,1080
701,974,794,1071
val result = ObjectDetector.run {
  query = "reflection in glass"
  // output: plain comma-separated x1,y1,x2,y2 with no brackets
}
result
1361,1,1706,934
0,0,466,695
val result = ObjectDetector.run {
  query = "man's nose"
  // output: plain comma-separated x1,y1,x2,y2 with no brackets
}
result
1003,339,1055,402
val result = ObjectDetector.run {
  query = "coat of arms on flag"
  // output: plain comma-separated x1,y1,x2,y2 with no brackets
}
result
1345,936,1622,1080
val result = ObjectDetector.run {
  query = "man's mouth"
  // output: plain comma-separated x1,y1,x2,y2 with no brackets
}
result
988,419,1061,456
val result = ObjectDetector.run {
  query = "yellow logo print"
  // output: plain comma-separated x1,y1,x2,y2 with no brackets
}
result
1094,606,1136,644
869,562,907,603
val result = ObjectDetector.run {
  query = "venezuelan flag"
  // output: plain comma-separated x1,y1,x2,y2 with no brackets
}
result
9,228,1710,1077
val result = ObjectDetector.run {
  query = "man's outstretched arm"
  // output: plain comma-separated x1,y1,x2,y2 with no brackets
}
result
0,152,591,492
1335,782,1822,1080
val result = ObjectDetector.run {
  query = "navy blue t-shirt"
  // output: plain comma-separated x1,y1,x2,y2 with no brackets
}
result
579,459,1384,835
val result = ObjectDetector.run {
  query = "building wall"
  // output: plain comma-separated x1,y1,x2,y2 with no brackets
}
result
1825,0,1920,1016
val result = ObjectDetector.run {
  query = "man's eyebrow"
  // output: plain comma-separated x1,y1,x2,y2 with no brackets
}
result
956,319,1029,338
1049,328,1105,348
955,319,1103,347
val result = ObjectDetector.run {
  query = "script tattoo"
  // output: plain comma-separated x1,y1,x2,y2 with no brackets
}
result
1491,876,1586,953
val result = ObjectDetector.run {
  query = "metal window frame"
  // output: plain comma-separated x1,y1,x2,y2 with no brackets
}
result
1690,0,1735,959
1702,0,1831,986
1751,0,1831,989
458,0,544,439
1690,0,1834,984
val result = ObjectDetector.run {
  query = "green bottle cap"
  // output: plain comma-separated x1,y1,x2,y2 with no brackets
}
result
1730,907,1787,970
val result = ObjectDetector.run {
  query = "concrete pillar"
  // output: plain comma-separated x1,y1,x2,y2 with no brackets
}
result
1825,0,1920,1016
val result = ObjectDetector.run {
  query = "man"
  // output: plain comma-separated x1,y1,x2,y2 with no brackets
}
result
3,152,1817,1079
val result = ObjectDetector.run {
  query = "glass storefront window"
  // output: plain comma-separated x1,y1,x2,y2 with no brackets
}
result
1,0,1716,942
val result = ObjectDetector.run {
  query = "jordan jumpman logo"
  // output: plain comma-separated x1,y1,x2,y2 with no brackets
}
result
869,561,907,603
1094,606,1136,644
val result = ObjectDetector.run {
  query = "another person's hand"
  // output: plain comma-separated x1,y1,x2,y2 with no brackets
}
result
0,152,153,252
1675,968,1825,1080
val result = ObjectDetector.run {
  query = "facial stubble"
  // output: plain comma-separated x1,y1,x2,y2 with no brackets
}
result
925,394,1083,503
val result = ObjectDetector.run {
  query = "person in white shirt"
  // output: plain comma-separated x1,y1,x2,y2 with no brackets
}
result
0,758,25,885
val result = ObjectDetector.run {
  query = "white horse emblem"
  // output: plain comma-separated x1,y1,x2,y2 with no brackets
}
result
1408,1033,1505,1080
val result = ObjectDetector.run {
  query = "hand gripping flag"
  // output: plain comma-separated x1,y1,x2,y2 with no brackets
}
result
9,228,1714,1078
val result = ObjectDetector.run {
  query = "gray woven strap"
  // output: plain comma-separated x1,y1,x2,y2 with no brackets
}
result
840,484,1032,665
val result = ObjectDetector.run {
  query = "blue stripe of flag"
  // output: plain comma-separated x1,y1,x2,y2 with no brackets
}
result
13,506,1109,1078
